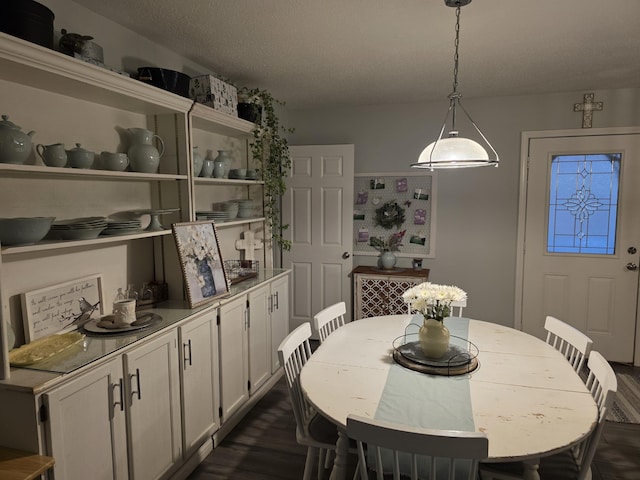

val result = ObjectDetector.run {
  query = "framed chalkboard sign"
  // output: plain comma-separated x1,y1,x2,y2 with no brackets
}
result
21,274,104,343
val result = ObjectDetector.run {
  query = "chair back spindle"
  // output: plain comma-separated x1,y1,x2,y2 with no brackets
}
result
313,301,347,343
544,316,593,374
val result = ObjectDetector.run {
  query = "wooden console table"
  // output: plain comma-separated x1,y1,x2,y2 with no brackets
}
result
351,266,429,319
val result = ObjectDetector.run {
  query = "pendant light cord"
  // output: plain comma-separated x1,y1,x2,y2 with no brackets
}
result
449,3,462,132
452,4,461,94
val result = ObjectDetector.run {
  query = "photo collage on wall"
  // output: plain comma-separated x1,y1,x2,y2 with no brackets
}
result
353,173,435,257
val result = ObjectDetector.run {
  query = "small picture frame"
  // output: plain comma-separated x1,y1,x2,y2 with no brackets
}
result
357,228,370,243
356,191,369,205
370,178,386,190
172,221,230,308
21,274,105,342
353,210,366,221
413,188,429,200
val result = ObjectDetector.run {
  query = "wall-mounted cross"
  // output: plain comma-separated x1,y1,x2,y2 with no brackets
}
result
573,93,603,128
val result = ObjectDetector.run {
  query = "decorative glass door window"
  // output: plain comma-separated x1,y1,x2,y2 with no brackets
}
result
547,153,621,254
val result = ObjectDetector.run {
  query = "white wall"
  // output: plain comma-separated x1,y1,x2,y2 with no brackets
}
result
35,1,640,327
40,0,212,77
287,88,640,326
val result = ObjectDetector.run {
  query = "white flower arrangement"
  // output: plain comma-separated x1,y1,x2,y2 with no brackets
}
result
402,282,467,321
177,224,220,283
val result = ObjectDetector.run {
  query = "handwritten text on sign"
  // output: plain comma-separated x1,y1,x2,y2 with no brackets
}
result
22,275,103,342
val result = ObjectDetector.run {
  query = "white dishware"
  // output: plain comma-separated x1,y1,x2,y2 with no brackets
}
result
36,143,67,167
101,151,129,171
66,143,95,169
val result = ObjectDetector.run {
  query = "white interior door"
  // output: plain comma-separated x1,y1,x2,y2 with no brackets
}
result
282,145,354,335
519,130,640,363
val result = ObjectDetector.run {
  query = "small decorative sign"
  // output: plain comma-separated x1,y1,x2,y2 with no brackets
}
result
21,274,104,343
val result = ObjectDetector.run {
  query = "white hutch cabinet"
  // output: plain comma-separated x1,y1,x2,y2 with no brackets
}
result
0,32,290,479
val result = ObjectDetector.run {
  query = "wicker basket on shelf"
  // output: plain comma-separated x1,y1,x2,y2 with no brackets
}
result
224,260,259,284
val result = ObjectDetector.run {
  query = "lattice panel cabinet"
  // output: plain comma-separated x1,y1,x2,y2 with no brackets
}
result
352,266,429,319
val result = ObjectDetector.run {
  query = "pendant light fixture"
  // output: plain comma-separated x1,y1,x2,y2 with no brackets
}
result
411,0,499,170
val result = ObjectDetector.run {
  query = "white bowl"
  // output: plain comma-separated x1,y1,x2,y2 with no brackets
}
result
0,217,55,246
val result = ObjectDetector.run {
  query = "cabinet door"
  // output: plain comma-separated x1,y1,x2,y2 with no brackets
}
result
218,295,249,421
387,277,425,315
355,274,389,318
179,309,220,456
44,358,128,480
248,285,271,392
124,330,181,480
270,275,290,373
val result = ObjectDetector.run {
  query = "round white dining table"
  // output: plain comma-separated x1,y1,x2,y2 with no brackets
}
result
299,315,598,480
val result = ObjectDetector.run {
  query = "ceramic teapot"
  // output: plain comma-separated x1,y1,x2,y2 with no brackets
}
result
127,127,164,173
0,115,35,164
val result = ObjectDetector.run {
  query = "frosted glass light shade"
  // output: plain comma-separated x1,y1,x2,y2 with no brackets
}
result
412,137,495,169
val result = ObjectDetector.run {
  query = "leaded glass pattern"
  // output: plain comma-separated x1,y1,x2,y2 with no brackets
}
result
547,153,621,254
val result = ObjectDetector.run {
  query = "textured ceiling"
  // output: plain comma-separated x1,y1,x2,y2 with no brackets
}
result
71,0,640,109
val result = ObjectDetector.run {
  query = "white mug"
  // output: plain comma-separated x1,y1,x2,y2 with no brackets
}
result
113,299,137,327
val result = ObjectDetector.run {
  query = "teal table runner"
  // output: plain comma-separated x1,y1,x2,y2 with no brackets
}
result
374,315,475,431
370,316,475,477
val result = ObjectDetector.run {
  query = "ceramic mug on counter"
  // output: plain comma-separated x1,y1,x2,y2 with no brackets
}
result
101,152,129,171
113,299,136,327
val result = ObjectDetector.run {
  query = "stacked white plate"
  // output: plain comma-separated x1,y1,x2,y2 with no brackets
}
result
196,211,230,222
101,219,143,236
51,217,108,240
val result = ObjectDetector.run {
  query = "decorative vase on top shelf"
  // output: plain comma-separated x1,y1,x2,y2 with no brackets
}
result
213,159,225,178
192,146,203,177
214,150,233,178
200,150,214,177
402,282,467,359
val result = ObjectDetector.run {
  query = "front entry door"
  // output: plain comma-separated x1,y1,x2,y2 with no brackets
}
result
520,130,640,363
282,145,354,335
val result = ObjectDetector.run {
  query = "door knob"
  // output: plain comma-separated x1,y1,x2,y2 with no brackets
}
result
342,252,351,259
626,262,638,271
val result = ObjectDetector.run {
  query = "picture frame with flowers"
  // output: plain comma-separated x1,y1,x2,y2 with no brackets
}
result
172,221,230,308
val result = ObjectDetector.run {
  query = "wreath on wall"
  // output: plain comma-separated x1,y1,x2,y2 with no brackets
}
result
375,200,406,229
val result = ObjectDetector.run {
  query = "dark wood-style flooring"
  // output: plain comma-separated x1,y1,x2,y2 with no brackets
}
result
188,362,640,480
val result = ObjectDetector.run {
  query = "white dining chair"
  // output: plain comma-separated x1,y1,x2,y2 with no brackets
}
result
313,301,347,343
347,414,488,480
278,322,338,480
479,350,617,480
544,315,593,374
407,298,467,317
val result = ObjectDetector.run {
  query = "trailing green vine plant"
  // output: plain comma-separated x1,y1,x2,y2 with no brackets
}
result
240,87,294,250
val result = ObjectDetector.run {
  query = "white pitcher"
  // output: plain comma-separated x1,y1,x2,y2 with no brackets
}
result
127,127,164,173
